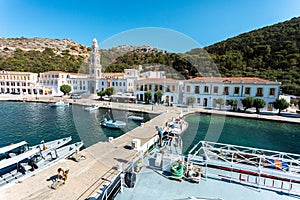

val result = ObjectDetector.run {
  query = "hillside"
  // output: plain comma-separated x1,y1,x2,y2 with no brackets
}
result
203,17,300,95
0,38,90,73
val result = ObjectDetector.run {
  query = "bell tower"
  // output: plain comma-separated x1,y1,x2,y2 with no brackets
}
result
89,38,102,79
89,38,102,94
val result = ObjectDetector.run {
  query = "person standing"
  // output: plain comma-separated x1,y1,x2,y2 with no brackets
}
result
156,126,163,147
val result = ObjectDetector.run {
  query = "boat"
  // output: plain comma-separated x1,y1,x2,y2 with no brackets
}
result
49,100,69,107
127,114,144,121
100,118,126,129
166,117,188,135
84,104,99,112
0,141,83,189
30,136,72,151
92,137,300,200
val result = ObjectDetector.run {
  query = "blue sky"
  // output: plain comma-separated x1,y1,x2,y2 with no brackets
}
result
0,0,300,52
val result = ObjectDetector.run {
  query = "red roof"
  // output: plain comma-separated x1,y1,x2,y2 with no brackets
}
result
138,78,178,82
188,77,279,83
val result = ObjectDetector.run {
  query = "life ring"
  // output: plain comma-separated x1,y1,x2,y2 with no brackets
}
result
170,162,184,177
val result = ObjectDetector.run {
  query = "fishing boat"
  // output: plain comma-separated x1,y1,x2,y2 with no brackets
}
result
166,117,188,135
100,118,126,129
84,104,99,112
49,100,69,107
0,141,83,189
30,136,72,151
127,114,144,121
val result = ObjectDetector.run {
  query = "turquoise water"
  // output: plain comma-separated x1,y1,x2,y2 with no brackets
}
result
182,113,300,155
1,102,299,155
0,102,156,148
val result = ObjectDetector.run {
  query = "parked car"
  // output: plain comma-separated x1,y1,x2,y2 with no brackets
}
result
70,94,82,99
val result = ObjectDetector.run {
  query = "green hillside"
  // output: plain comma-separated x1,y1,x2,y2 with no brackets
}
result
204,17,300,95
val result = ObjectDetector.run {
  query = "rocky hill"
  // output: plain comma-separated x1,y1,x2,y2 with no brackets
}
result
0,37,90,58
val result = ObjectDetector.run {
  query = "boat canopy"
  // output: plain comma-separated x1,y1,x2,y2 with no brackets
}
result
0,141,28,154
0,148,40,169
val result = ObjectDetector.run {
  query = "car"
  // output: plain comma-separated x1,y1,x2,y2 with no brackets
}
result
70,94,82,99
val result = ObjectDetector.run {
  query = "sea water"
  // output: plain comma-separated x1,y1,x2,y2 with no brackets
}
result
182,113,300,154
0,101,156,148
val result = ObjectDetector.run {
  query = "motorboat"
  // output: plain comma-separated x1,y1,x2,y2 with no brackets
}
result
49,100,69,107
0,140,83,188
0,137,71,164
100,118,126,129
84,104,99,112
127,114,144,121
166,117,188,135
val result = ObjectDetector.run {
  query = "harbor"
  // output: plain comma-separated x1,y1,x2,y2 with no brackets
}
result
0,96,300,199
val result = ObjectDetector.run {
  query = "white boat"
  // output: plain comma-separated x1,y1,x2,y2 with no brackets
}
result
84,104,99,112
0,141,83,188
100,118,126,129
0,137,71,165
166,117,188,135
49,100,69,107
127,115,144,121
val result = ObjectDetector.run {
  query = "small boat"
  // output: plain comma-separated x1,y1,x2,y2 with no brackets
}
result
84,104,99,112
30,136,72,151
49,100,69,107
127,115,144,121
0,141,84,189
166,117,188,135
100,118,126,129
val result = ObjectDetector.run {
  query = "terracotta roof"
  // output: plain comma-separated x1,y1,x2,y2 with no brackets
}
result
102,73,125,76
138,78,178,82
42,71,69,74
188,77,279,83
0,71,37,75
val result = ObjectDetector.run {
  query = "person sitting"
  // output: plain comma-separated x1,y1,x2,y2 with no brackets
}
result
57,168,64,181
62,169,69,184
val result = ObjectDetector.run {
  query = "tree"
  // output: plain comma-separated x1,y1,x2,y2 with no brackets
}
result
144,91,152,104
186,96,196,108
60,84,71,95
155,90,163,104
97,90,106,99
105,87,115,97
241,96,254,112
273,98,290,115
216,98,225,110
228,99,238,111
253,98,266,114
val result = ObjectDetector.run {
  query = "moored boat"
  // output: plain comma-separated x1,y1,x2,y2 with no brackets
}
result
100,118,127,129
166,117,188,135
0,140,83,189
84,104,99,112
49,100,69,107
127,115,144,121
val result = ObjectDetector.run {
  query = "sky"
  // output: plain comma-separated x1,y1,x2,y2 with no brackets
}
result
0,0,300,52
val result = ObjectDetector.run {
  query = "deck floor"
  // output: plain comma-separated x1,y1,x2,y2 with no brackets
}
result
116,167,299,200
